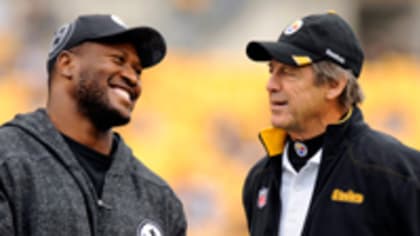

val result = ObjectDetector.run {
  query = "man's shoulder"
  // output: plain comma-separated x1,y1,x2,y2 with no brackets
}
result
247,156,271,176
127,155,175,190
349,126,420,178
354,127,419,159
0,124,19,139
244,156,274,188
0,122,28,161
0,109,44,139
0,110,44,147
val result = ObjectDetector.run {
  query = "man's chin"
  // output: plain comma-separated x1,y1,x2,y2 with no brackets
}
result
271,118,289,129
107,111,131,127
90,109,131,130
111,116,131,127
107,106,133,125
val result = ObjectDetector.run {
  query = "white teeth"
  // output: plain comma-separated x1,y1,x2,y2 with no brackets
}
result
113,87,131,101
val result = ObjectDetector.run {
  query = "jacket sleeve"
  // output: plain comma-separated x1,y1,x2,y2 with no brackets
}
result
243,160,264,233
167,192,187,236
0,180,15,235
243,171,253,232
243,157,270,233
395,179,420,235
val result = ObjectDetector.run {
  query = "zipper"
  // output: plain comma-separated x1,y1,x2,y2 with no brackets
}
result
97,199,112,210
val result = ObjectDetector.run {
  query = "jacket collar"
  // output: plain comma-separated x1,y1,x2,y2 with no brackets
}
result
259,107,356,158
259,128,287,157
4,108,133,174
4,108,159,183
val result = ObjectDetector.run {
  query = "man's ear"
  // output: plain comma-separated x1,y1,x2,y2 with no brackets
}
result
55,51,76,79
325,76,348,100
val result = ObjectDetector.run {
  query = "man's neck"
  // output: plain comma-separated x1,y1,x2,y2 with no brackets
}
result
46,105,113,155
289,106,349,141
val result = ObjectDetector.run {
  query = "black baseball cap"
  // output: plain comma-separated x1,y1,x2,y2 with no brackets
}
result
246,12,364,77
47,14,166,72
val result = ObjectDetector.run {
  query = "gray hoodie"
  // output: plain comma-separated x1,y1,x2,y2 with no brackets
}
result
0,109,186,236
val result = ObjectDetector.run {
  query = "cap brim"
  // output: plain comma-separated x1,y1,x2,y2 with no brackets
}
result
97,27,166,68
246,41,319,66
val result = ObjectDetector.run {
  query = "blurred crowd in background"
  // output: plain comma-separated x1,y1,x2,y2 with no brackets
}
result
1,0,420,235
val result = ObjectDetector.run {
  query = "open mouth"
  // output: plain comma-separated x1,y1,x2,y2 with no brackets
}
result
112,87,131,101
109,83,138,102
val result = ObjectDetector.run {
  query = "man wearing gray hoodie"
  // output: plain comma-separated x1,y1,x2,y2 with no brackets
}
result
0,14,186,236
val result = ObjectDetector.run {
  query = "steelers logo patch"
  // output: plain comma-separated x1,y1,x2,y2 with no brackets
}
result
48,23,74,59
294,141,308,157
283,19,303,35
111,14,128,28
137,220,163,236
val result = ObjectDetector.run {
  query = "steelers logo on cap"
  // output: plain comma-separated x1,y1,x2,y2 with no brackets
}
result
284,19,303,35
111,14,128,28
48,23,75,59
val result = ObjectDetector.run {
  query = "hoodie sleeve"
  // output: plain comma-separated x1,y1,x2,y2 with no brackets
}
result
0,180,15,235
167,191,187,236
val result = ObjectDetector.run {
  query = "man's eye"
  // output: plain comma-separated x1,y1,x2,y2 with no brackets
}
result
134,68,142,77
280,67,293,74
112,55,125,64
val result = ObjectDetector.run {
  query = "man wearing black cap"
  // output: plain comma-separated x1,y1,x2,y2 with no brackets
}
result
242,12,420,236
0,14,186,235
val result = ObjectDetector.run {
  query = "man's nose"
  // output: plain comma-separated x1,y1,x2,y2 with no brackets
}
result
266,75,281,93
121,65,139,87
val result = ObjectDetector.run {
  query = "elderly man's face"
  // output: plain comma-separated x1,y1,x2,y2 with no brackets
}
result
266,60,330,135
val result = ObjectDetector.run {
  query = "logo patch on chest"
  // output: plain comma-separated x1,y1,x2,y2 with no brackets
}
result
137,220,163,236
257,187,269,209
331,188,364,204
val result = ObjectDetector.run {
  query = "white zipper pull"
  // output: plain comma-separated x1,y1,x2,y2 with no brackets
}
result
97,199,112,210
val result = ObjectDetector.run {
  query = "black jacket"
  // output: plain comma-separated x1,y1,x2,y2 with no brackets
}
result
0,109,187,236
243,107,420,236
